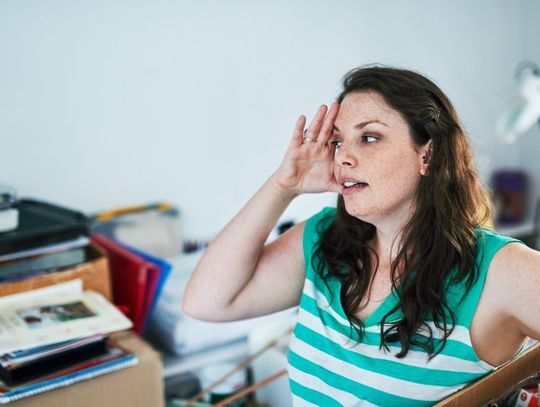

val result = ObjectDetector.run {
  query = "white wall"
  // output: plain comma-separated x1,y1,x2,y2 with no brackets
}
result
514,0,540,219
0,0,537,240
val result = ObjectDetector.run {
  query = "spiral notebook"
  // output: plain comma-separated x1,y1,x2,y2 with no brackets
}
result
0,339,138,404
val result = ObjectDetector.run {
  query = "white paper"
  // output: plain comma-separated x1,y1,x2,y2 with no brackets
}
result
0,280,83,309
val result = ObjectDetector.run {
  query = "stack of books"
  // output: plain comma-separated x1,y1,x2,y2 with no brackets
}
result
0,280,136,404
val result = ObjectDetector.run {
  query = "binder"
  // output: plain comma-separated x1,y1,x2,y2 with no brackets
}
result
90,235,160,335
120,244,171,332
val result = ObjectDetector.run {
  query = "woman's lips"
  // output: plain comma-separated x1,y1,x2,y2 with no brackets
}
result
342,183,368,195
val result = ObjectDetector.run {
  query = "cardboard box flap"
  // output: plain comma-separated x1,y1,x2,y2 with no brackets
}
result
436,341,540,406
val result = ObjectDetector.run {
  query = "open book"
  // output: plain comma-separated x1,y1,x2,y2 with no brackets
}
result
0,280,132,355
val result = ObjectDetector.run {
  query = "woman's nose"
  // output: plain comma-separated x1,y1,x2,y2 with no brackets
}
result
335,145,356,167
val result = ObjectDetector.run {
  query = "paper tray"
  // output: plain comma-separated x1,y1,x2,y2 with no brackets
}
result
0,199,88,255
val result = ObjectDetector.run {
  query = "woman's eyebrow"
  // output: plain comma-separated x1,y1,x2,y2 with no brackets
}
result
333,120,388,133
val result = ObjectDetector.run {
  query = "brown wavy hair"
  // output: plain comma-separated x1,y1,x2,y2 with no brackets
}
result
313,65,493,359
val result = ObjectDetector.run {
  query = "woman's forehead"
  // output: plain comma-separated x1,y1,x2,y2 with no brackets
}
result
336,91,405,130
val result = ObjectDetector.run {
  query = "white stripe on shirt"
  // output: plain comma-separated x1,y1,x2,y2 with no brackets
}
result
296,306,492,374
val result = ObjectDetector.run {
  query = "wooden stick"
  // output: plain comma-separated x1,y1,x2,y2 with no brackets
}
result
184,328,291,407
213,369,288,407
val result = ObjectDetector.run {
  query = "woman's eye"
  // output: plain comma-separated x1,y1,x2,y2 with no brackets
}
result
329,140,342,149
362,134,378,143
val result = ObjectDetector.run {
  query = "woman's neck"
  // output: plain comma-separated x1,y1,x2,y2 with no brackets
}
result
369,201,415,264
371,230,402,265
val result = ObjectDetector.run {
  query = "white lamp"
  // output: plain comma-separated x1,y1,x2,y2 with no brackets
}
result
496,61,540,143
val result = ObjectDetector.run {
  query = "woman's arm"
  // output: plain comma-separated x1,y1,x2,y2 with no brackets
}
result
182,103,341,322
491,242,540,340
182,176,304,322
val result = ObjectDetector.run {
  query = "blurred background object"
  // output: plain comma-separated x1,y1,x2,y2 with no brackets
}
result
0,185,18,233
491,169,529,225
497,61,540,144
491,60,540,249
91,203,182,259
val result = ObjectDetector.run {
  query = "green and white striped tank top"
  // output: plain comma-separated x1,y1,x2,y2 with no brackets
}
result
287,206,526,406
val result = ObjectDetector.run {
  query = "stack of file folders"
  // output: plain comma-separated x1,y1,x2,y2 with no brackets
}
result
0,199,91,285
90,234,172,335
89,203,175,335
0,280,136,404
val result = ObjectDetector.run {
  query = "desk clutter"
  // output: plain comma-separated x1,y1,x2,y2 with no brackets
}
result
0,193,278,405
0,198,172,336
0,196,168,405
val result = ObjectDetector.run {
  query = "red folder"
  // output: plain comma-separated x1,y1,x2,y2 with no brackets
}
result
90,234,160,334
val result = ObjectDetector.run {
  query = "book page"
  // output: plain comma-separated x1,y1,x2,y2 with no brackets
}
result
0,280,132,354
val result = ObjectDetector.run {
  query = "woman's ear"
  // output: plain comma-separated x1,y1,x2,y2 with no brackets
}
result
420,140,433,176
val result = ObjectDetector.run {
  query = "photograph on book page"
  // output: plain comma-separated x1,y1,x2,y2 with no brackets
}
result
0,280,132,354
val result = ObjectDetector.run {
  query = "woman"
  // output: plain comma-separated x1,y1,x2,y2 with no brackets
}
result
182,66,540,406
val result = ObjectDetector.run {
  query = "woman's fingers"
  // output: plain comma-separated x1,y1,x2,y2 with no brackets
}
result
291,102,339,148
317,102,340,145
291,115,307,147
304,105,328,140
280,103,342,195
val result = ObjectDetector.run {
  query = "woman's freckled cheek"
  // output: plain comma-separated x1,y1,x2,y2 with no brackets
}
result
372,148,421,197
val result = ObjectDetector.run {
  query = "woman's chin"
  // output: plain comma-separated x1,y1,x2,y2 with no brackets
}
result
344,205,372,222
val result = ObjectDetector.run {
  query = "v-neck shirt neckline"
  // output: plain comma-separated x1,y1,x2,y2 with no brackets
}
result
338,278,403,327
302,206,406,327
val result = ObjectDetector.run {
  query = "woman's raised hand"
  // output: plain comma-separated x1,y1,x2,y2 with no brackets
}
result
272,102,341,197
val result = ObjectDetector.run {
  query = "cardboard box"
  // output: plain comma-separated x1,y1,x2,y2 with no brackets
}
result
436,341,540,406
11,331,164,407
0,244,112,300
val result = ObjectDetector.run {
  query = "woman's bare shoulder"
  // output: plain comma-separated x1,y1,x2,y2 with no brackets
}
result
490,241,540,279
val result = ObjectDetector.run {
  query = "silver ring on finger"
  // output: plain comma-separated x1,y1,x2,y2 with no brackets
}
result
303,129,317,142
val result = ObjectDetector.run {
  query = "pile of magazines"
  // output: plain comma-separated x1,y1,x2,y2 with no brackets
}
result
0,280,136,404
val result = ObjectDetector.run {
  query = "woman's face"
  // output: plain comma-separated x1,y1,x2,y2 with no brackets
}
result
332,91,428,226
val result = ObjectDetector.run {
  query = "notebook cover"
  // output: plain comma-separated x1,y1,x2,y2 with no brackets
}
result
90,235,159,334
